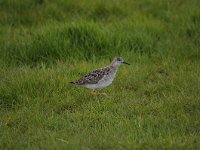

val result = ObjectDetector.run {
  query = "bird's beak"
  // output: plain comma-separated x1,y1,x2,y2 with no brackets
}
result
123,61,130,65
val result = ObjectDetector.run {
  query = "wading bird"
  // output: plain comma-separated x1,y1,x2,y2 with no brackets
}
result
69,57,130,96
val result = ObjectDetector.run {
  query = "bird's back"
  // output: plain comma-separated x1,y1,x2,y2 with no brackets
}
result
70,66,112,86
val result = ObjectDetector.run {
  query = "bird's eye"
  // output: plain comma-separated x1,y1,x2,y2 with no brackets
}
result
117,57,121,61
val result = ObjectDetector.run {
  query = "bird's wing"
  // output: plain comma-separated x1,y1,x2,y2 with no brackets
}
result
72,67,110,85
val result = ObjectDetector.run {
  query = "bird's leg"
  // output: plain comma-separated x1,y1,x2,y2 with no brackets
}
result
96,90,108,97
91,90,97,96
99,92,108,97
91,90,108,97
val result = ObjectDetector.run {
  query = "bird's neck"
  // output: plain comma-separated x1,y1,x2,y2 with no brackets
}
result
109,63,120,72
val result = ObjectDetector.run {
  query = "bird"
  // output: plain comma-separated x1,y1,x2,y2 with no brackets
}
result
69,57,130,96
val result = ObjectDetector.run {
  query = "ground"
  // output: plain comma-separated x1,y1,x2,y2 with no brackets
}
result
0,0,200,149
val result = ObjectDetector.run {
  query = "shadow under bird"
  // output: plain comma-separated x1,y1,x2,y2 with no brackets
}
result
69,57,130,96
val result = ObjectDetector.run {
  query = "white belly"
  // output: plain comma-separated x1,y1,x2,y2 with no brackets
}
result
84,73,116,90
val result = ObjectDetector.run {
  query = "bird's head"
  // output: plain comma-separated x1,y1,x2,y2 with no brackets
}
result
111,57,130,67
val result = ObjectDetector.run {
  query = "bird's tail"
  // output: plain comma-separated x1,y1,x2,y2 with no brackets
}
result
68,81,75,84
67,81,82,86
66,81,75,85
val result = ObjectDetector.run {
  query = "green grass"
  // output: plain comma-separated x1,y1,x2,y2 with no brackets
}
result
0,0,200,149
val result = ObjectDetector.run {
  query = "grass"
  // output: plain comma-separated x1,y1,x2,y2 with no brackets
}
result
0,0,200,149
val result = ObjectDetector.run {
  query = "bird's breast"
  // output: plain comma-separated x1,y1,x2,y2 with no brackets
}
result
97,72,116,88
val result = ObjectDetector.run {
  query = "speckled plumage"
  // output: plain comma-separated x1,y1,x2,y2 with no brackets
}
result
69,57,130,90
71,67,111,85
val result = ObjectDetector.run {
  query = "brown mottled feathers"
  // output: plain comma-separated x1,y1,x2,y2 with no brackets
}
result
70,67,111,85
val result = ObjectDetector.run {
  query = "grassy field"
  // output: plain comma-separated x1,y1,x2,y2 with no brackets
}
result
0,0,200,149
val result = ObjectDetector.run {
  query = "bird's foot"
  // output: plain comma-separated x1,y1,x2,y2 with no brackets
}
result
91,91,108,97
91,90,98,96
99,92,108,97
